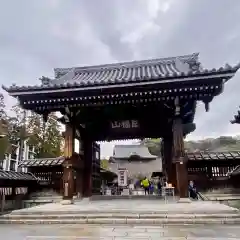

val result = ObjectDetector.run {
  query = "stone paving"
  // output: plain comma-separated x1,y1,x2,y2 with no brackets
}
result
0,224,240,239
3,199,239,225
10,199,238,214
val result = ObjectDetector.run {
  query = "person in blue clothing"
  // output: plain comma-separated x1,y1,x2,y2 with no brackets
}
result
149,181,154,195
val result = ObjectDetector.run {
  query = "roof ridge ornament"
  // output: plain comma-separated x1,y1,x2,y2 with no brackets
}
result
175,57,190,73
51,68,76,85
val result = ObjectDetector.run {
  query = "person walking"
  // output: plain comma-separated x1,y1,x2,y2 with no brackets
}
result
141,177,150,195
157,178,162,196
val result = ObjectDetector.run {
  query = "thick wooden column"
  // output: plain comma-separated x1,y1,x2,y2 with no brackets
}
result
172,97,189,199
64,124,74,158
162,137,177,188
62,124,75,202
83,139,93,197
75,138,83,198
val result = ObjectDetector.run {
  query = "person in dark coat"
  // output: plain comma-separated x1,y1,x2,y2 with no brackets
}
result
188,180,198,200
157,178,162,195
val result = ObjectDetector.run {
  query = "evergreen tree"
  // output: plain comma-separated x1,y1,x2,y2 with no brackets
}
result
0,93,6,120
100,159,109,170
27,112,62,158
7,104,28,146
0,93,9,159
40,113,62,158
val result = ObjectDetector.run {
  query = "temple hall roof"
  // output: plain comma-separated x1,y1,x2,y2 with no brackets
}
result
3,52,240,94
109,158,162,178
113,144,157,159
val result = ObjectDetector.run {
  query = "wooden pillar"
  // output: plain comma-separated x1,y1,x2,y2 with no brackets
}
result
162,137,177,188
75,138,83,198
161,139,167,179
207,165,213,179
0,194,5,213
83,139,93,197
172,97,188,199
62,124,75,202
64,124,74,158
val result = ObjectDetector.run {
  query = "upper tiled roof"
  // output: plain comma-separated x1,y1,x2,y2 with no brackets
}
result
19,157,65,167
3,53,240,93
113,144,157,159
186,151,240,161
54,53,199,79
0,170,37,181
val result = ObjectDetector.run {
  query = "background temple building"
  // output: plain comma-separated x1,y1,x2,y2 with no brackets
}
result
0,140,35,172
109,144,162,179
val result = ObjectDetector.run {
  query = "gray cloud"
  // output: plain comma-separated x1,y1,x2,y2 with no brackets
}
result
0,0,240,157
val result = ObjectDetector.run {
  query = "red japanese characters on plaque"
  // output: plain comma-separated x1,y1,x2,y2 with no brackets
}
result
111,120,139,129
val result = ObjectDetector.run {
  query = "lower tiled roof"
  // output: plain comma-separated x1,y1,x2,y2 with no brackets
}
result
186,151,240,161
0,170,37,181
19,157,65,167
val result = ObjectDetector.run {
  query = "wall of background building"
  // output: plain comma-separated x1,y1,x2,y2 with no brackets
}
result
0,140,35,172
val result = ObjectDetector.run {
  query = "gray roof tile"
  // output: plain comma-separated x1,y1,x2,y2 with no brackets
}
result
186,151,240,161
54,53,199,78
0,170,37,181
19,157,65,167
52,53,198,86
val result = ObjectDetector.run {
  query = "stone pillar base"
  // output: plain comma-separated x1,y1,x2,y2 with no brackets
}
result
178,198,191,203
61,199,74,205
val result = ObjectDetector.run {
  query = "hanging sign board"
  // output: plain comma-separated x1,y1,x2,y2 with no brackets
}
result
118,168,128,187
110,120,139,129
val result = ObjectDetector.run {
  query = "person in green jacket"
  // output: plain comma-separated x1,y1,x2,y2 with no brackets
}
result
141,177,150,195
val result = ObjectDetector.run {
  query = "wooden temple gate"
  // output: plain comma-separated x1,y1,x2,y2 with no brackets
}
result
3,52,240,201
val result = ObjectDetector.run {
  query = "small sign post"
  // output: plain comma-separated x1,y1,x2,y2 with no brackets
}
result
117,168,128,187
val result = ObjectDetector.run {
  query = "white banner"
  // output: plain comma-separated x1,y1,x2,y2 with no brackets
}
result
118,168,128,187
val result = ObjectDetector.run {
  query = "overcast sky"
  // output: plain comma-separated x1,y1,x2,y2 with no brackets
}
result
1,0,240,158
